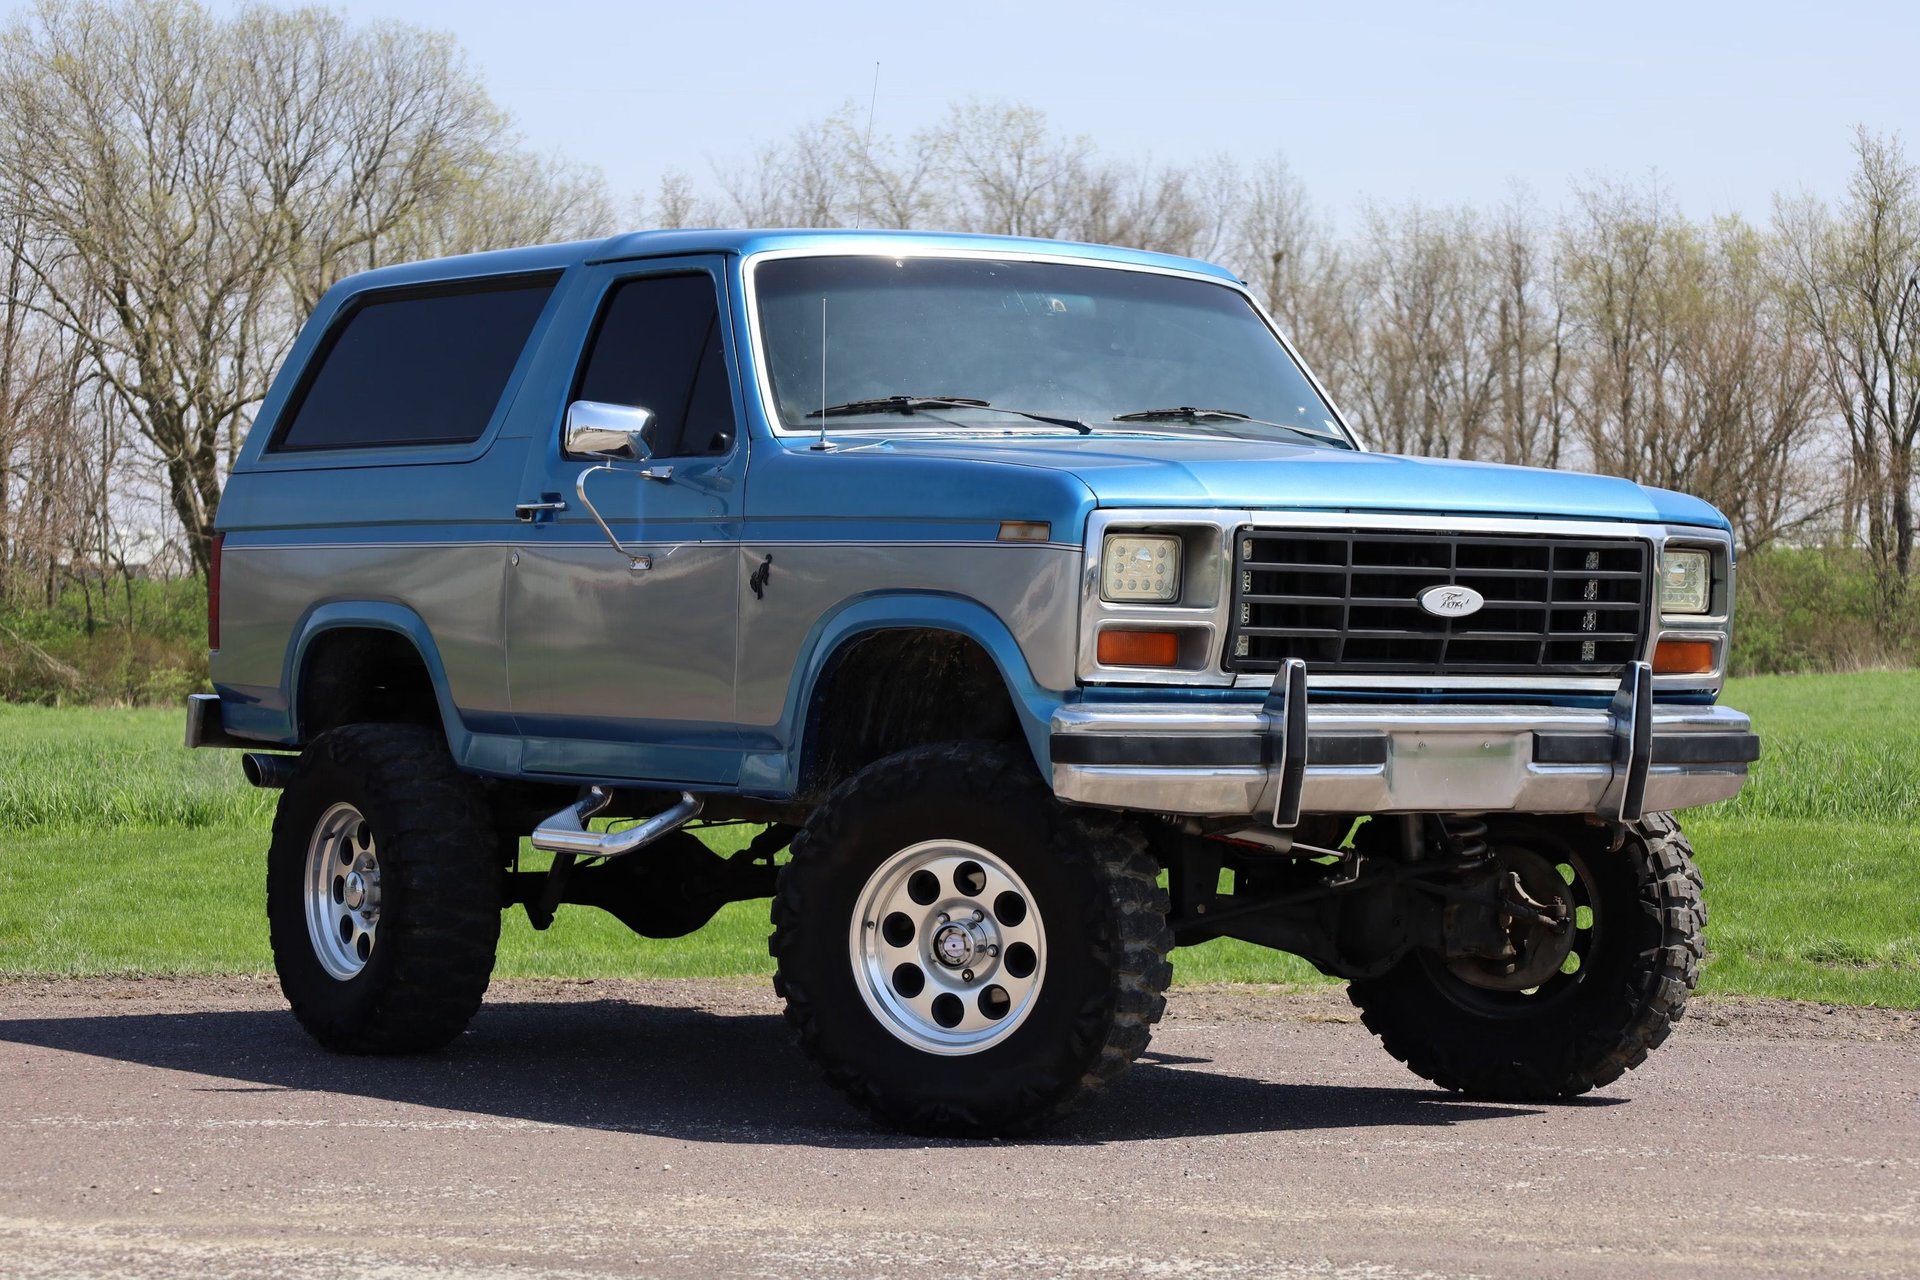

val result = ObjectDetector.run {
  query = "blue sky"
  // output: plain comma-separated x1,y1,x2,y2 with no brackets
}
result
227,0,1918,223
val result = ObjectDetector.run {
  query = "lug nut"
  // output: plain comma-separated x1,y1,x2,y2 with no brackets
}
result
962,968,974,982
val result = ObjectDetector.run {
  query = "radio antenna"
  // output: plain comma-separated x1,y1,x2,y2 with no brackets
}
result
811,296,834,451
852,62,880,232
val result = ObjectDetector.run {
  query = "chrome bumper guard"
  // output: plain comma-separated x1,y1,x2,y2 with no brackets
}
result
1049,661,1758,820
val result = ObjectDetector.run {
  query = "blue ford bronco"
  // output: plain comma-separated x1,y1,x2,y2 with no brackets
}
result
186,229,1757,1136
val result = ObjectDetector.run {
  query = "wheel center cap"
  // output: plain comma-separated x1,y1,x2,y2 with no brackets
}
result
343,871,368,911
932,923,978,968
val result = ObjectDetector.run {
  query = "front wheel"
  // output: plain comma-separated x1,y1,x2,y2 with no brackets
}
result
772,742,1173,1137
1347,813,1706,1100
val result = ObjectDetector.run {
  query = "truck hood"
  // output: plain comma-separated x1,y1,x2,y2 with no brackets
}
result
843,434,1729,529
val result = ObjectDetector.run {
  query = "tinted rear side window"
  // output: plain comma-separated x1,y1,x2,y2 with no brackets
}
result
573,273,734,457
272,275,557,452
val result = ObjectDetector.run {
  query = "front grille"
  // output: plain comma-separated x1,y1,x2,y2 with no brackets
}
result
1228,528,1651,677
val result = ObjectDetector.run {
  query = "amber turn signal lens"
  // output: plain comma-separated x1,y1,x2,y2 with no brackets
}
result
997,520,1051,543
1097,629,1180,667
1653,639,1715,675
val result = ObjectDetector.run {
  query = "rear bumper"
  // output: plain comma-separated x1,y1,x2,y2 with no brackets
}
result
183,693,256,749
1049,662,1756,819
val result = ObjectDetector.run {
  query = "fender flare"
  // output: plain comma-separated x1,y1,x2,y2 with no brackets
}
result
283,602,472,756
742,591,1063,795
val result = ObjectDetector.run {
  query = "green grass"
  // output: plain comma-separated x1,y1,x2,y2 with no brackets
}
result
2,675,1916,1005
0,827,785,981
1680,670,1920,1005
0,704,272,831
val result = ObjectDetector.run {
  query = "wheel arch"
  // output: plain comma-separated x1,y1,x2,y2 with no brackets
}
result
284,603,470,754
749,592,1061,800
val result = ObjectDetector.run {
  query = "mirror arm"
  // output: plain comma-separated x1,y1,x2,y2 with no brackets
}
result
575,464,651,571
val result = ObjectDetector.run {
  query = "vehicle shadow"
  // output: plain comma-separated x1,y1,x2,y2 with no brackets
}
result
0,995,1596,1148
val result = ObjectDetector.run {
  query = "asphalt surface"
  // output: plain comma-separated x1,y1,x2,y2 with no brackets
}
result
0,976,1914,1279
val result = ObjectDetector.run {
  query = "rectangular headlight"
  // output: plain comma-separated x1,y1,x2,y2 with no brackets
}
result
1660,549,1712,615
1101,533,1182,603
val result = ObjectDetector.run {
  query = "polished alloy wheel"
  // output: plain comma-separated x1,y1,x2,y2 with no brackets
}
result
304,802,382,981
848,839,1046,1055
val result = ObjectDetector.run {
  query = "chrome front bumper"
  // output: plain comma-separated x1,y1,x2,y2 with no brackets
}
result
1049,661,1757,820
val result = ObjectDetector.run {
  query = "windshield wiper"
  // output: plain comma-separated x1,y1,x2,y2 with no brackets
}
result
1114,405,1262,423
807,395,1090,434
1109,406,1340,445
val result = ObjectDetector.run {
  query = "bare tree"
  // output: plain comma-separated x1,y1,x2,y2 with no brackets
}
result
717,111,859,227
1561,180,1688,486
933,100,1092,239
0,0,611,575
1488,192,1571,468
233,7,506,313
842,118,942,231
397,151,614,263
1231,156,1342,359
644,171,713,230
1777,128,1920,612
1336,202,1500,458
1560,183,1829,547
1672,217,1827,551
0,0,262,574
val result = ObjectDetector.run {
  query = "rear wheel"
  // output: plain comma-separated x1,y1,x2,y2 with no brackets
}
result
772,742,1173,1137
267,723,502,1053
1347,814,1705,1100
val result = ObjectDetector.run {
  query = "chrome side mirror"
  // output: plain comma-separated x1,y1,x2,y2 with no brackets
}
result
564,400,654,461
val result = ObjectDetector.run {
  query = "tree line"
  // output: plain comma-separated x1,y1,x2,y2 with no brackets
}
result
1,0,1916,699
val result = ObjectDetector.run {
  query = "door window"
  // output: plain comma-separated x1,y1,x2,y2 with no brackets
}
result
573,274,735,457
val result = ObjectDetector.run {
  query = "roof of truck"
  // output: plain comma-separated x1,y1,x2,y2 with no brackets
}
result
324,228,1244,297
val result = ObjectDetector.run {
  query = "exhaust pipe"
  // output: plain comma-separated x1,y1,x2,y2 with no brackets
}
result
242,752,300,789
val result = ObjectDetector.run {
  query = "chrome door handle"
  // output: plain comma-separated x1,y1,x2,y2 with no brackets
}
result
514,499,567,520
639,466,675,483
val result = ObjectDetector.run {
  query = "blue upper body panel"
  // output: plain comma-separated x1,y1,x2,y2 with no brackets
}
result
230,226,1729,537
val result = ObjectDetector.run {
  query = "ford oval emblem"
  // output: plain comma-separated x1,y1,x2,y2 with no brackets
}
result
1417,585,1485,619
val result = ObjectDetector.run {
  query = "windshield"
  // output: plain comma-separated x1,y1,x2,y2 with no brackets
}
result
751,255,1352,446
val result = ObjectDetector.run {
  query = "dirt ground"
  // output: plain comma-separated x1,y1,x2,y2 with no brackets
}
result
1,976,1914,1279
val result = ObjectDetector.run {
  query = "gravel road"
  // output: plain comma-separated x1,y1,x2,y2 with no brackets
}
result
0,976,1914,1279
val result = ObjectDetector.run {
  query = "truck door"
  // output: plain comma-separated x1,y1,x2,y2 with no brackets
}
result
504,259,746,783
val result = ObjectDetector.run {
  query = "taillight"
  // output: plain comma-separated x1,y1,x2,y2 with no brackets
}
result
207,532,225,652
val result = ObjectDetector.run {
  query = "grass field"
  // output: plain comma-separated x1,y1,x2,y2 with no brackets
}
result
2,673,1916,1004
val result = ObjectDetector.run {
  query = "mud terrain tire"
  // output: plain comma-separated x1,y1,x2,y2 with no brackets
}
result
1347,813,1705,1100
267,723,502,1053
772,742,1173,1137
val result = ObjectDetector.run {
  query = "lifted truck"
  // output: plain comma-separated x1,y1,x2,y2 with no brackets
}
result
187,229,1757,1136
